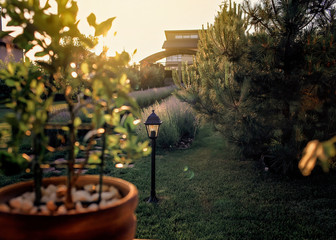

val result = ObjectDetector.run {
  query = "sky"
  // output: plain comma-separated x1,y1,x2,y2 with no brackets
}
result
2,0,249,64
75,0,228,64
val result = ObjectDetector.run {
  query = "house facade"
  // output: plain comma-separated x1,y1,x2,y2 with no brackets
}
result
162,30,199,69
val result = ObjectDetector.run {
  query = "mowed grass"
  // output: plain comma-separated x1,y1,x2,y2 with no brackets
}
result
108,126,336,240
1,125,336,239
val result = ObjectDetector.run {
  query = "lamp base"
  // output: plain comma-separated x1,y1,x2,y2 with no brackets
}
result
144,195,159,203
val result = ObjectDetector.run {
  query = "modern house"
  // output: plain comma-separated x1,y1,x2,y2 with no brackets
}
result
140,29,200,69
0,8,24,63
162,30,199,69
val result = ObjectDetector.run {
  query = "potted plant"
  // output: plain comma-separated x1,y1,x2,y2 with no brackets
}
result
0,0,150,239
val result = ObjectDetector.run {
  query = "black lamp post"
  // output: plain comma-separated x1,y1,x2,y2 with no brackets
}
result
144,110,162,203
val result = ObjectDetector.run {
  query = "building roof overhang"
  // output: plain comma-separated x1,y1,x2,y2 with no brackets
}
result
140,49,197,65
162,39,198,50
164,29,199,39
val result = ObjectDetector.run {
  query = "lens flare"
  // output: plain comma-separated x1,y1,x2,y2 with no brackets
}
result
71,71,78,78
115,163,123,168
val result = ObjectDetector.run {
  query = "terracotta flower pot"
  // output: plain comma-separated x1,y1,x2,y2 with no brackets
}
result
0,175,138,240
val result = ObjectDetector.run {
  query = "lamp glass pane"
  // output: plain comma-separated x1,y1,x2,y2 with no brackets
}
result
146,125,159,138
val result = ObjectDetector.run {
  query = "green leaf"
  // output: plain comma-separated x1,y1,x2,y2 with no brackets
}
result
35,82,45,96
42,0,51,10
62,126,70,131
68,1,79,16
28,0,34,7
107,135,118,146
7,63,15,75
61,12,76,26
124,114,136,131
81,62,89,74
44,96,54,110
35,51,48,57
5,103,16,109
322,140,336,159
19,121,29,132
111,113,120,126
13,34,29,50
87,13,97,27
74,117,82,128
104,114,111,123
92,108,105,128
5,79,16,87
114,126,127,134
25,43,35,52
41,112,48,123
84,88,92,97
95,17,115,37
0,31,13,38
7,20,19,27
26,101,35,112
88,153,101,164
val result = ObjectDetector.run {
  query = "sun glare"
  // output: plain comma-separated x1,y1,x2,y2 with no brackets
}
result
2,0,230,64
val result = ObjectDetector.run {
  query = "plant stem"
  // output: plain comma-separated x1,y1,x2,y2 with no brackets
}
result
65,93,75,209
98,124,107,203
33,162,42,206
33,134,42,206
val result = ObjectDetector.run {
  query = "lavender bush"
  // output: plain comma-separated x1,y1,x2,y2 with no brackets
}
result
130,85,176,108
137,96,199,148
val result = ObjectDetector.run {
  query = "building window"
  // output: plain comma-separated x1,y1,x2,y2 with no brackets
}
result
175,34,198,39
166,55,182,62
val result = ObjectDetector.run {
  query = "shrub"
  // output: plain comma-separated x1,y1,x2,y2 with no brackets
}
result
0,80,11,101
125,65,141,90
130,85,176,108
139,63,165,89
136,96,199,148
0,60,14,101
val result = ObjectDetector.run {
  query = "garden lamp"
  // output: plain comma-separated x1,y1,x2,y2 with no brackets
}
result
144,110,162,139
144,110,162,203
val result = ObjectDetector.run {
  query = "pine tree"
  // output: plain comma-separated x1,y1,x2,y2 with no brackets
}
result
175,0,336,174
244,0,336,173
174,1,270,159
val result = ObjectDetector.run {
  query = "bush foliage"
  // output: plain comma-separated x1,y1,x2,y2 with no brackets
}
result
127,64,166,89
130,85,176,108
175,0,336,174
136,96,199,148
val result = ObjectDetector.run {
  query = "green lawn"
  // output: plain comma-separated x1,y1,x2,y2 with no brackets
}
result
1,126,336,239
111,126,336,240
